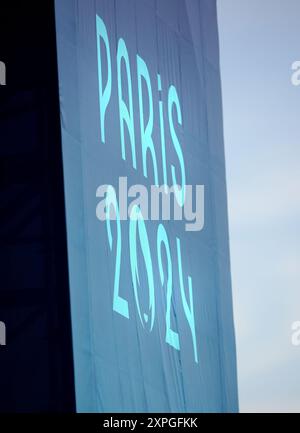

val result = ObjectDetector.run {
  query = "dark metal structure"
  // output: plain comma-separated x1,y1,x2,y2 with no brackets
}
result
0,1,75,412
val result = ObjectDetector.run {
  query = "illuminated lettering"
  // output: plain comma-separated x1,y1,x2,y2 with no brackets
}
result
96,15,112,144
95,13,199,363
137,55,159,186
117,38,136,168
168,85,186,207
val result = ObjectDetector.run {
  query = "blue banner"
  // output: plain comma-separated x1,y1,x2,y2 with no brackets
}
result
55,0,238,413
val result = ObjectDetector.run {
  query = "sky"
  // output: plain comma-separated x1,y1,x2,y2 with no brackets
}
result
217,0,300,412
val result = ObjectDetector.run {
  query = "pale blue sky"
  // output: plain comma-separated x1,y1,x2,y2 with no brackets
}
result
217,0,300,412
